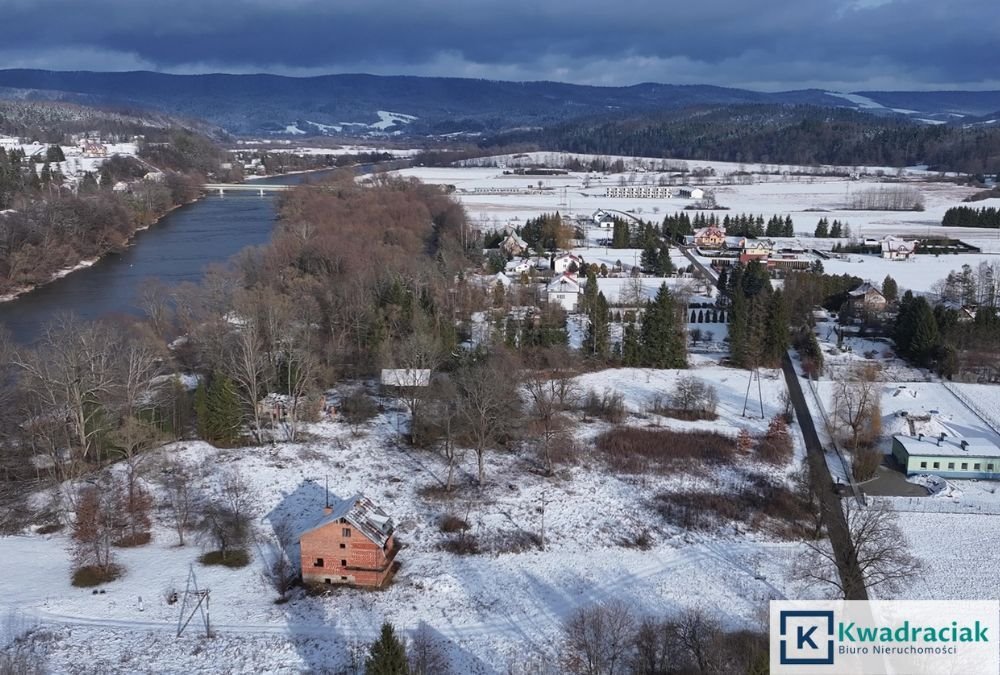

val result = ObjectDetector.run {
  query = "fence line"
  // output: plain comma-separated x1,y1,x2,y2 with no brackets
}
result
943,382,1000,440
806,375,864,504
874,495,1000,516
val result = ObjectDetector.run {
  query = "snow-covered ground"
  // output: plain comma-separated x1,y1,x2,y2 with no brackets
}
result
897,511,1000,601
1,363,813,673
391,163,999,295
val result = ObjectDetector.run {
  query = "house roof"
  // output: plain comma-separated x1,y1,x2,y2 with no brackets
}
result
503,232,528,248
881,236,916,254
299,494,394,547
694,226,725,238
547,273,580,293
894,433,1000,459
848,282,884,298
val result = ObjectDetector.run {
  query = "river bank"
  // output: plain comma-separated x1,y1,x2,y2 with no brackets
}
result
0,163,397,343
0,199,193,305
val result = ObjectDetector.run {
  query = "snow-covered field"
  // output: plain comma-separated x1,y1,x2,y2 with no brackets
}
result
1,363,814,673
897,511,1000,601
391,162,1000,295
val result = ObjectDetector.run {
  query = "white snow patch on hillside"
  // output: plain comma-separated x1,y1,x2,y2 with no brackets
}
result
371,110,418,130
825,92,888,110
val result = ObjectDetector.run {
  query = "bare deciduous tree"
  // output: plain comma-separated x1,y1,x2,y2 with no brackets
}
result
138,277,173,340
260,518,298,601
455,351,522,485
524,372,577,475
668,376,719,418
407,623,451,675
16,316,118,463
72,484,119,577
832,365,882,452
561,600,636,675
224,313,269,444
158,460,200,546
392,327,443,446
200,469,256,559
795,500,922,598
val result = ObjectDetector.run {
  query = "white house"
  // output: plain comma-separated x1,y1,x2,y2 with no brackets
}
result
676,186,705,199
881,236,917,261
505,259,531,275
492,272,513,289
552,252,584,274
546,273,581,311
592,209,616,228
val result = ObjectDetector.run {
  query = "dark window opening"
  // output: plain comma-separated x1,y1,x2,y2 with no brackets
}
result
314,558,324,567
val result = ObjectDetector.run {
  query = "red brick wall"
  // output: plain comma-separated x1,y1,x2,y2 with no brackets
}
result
300,521,394,587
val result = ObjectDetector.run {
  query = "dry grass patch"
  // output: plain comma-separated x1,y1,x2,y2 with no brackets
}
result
595,427,736,474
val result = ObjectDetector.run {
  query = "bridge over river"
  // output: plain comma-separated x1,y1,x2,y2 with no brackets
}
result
203,183,293,195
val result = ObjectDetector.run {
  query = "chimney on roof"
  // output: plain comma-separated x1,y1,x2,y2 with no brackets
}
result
961,440,970,450
323,475,332,515
918,433,923,441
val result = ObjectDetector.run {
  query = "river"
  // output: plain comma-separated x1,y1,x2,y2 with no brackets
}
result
0,169,342,344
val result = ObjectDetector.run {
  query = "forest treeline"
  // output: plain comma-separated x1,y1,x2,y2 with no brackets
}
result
0,129,226,296
941,206,1000,228
488,105,1000,174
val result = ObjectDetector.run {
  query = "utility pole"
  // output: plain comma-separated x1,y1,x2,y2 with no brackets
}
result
539,492,550,551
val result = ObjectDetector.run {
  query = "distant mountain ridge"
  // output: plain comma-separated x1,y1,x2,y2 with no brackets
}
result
0,69,996,137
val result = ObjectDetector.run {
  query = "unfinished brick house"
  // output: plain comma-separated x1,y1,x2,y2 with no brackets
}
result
299,494,399,588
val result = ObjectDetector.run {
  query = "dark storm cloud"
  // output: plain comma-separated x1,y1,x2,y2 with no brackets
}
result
0,0,997,89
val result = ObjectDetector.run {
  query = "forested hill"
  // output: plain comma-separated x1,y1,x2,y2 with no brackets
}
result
488,105,1000,174
1,69,998,138
0,99,222,143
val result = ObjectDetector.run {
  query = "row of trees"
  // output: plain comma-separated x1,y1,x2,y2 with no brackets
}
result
941,206,1000,228
518,212,574,251
813,218,851,238
578,270,688,368
847,186,924,211
718,262,789,369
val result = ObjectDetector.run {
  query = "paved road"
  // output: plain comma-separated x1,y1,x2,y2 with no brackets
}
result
781,354,869,600
678,246,719,285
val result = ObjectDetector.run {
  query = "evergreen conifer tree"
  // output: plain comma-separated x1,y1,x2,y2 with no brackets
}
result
365,622,409,675
584,291,610,358
882,275,898,302
762,290,790,366
639,284,686,368
204,373,241,445
908,299,940,366
622,322,641,366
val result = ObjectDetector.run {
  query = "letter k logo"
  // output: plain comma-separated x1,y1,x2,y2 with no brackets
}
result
797,625,819,650
777,610,835,665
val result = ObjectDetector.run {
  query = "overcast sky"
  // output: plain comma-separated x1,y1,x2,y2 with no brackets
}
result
0,0,997,91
